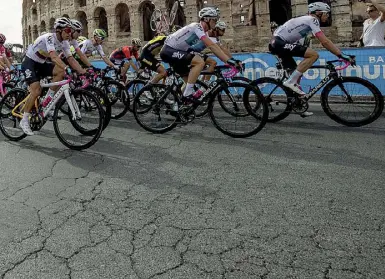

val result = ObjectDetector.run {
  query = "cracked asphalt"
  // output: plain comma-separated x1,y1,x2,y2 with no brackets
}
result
0,105,384,279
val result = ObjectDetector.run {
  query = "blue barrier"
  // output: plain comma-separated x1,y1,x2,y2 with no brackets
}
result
91,47,385,95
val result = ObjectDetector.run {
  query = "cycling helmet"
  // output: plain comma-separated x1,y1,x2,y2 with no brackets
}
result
308,2,331,13
4,43,13,50
54,17,73,29
93,29,107,39
0,34,6,44
215,21,227,30
77,36,87,43
199,7,219,19
71,19,82,31
131,38,142,47
171,25,182,33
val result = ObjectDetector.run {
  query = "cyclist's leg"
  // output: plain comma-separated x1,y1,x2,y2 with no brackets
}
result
203,56,217,82
120,60,130,76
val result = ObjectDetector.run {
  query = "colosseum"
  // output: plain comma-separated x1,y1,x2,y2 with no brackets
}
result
22,0,371,54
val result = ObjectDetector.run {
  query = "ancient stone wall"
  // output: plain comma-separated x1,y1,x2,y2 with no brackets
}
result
21,0,377,54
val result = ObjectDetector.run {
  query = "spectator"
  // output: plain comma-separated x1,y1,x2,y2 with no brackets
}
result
360,0,385,47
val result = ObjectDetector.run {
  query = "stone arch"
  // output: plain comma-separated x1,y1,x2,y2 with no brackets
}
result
33,25,38,41
269,0,292,26
28,25,32,45
74,0,86,8
94,7,108,35
139,1,155,41
40,20,47,33
49,17,55,31
62,14,70,18
75,11,89,37
166,0,186,27
31,7,38,21
115,3,131,33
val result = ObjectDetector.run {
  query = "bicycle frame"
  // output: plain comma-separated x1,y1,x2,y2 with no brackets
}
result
11,78,81,120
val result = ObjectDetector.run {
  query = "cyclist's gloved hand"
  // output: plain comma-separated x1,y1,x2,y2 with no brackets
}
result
227,58,243,72
113,65,120,70
338,53,356,66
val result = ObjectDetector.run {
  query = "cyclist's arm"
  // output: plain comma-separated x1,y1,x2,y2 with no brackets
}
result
66,56,87,74
49,51,68,70
102,55,115,68
127,60,139,72
219,43,231,57
75,48,92,67
202,37,231,63
315,32,341,57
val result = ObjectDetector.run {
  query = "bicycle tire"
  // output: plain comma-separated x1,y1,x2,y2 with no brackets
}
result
133,83,178,134
104,80,129,119
126,79,147,113
208,82,268,138
53,89,104,150
320,76,384,127
249,77,292,123
86,85,111,130
0,88,28,141
150,9,162,32
169,1,179,25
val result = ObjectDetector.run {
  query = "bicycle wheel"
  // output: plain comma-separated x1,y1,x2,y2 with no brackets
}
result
209,82,268,138
248,77,292,123
53,89,104,150
0,88,28,141
133,84,178,134
126,79,146,113
321,76,384,127
150,9,162,32
86,85,111,130
104,80,129,119
169,1,179,25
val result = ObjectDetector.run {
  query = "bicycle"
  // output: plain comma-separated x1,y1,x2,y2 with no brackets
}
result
0,73,104,150
150,0,179,34
133,65,269,138
248,56,384,126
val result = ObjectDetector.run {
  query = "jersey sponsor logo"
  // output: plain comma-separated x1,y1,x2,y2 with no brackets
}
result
25,69,32,78
172,51,185,59
47,35,54,45
284,43,296,51
313,18,320,26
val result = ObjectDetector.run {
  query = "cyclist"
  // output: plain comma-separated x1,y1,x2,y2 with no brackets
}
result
160,7,242,102
138,26,182,85
269,2,354,99
109,39,141,79
75,29,116,69
188,20,231,81
66,19,93,68
19,17,86,136
0,34,13,71
4,43,13,64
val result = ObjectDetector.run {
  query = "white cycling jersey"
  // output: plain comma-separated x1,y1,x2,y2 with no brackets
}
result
165,22,207,52
78,39,105,57
26,33,74,63
274,15,322,44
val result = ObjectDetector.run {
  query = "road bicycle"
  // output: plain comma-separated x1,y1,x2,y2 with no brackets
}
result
0,74,104,150
248,57,384,126
133,65,269,138
150,0,179,34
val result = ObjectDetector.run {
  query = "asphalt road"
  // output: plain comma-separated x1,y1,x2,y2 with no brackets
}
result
0,105,384,279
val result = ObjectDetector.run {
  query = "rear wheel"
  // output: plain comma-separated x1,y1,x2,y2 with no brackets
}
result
126,79,146,113
0,88,28,141
104,80,129,119
86,85,111,130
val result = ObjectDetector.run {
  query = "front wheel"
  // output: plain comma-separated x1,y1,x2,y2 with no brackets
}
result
321,76,384,127
53,89,104,150
209,82,268,138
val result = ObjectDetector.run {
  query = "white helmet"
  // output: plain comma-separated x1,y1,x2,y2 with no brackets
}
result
54,17,73,29
199,7,219,19
308,2,331,13
4,43,13,50
215,21,226,30
131,38,142,47
71,19,82,31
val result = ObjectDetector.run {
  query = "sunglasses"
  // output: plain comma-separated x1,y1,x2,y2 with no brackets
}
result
63,27,73,34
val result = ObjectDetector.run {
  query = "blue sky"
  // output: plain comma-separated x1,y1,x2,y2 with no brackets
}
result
0,0,22,44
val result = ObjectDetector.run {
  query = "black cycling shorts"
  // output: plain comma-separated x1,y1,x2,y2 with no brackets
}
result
21,56,54,85
159,45,197,77
268,36,308,71
139,52,161,72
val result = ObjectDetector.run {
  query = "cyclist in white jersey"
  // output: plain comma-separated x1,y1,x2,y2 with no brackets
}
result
269,2,355,105
20,17,86,135
160,7,242,101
